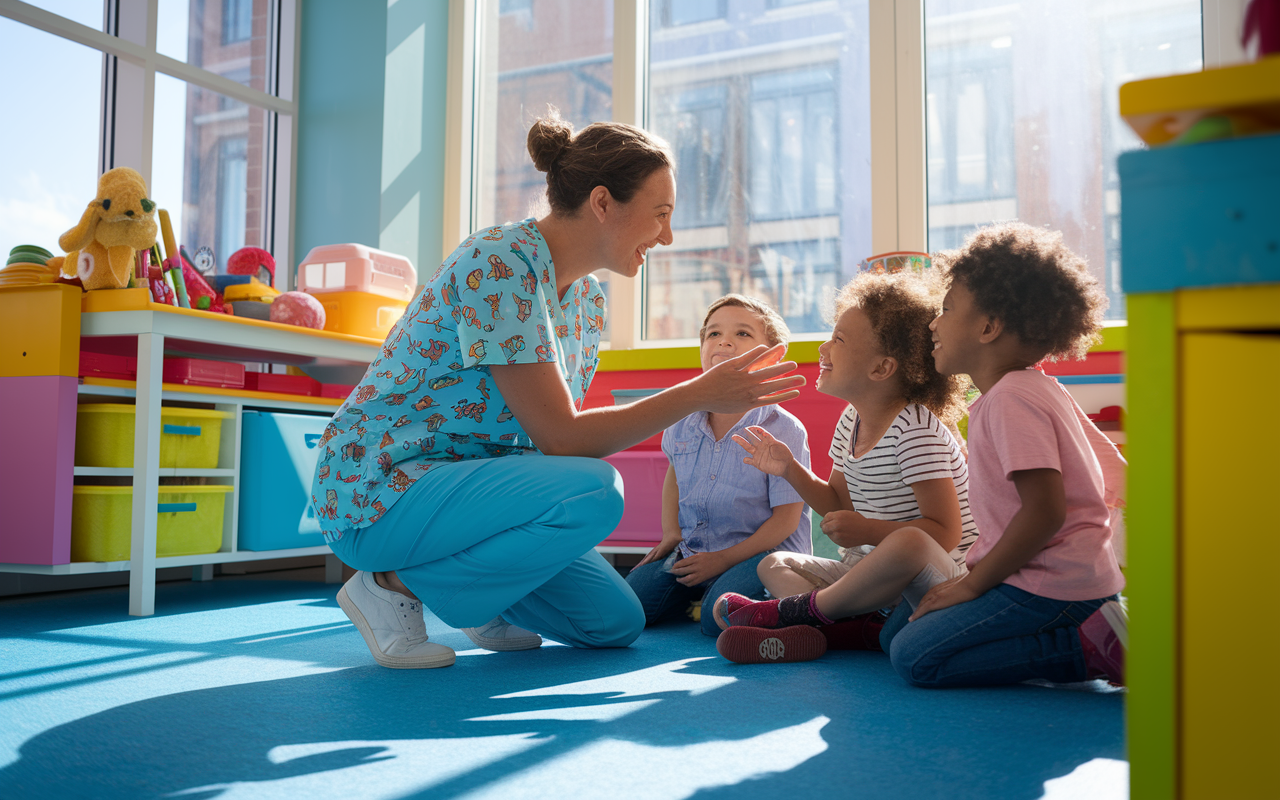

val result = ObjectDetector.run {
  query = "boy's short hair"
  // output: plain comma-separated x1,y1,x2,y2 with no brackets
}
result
834,270,967,427
938,222,1108,361
700,294,790,348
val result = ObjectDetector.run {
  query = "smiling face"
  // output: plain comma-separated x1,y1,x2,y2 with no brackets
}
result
700,304,771,371
607,167,675,278
929,279,988,376
816,306,886,400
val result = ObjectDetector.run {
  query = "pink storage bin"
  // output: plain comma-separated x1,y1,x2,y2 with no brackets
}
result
320,383,356,399
297,243,417,301
163,358,245,389
600,450,669,548
243,372,321,396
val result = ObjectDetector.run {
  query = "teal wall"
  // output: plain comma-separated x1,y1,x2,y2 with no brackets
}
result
295,0,449,283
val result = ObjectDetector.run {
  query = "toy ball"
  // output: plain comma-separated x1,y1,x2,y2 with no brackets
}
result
270,291,326,329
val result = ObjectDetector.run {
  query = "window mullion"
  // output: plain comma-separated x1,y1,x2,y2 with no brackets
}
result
610,0,647,349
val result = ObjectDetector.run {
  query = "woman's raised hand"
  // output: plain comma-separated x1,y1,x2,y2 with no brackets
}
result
732,425,794,476
695,344,804,414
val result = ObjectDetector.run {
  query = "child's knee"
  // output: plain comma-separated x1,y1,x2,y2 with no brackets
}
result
756,551,789,581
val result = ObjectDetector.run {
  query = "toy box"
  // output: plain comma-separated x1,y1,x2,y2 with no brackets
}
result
163,358,245,389
75,404,232,469
312,291,408,340
238,411,331,551
243,372,321,396
70,484,232,561
297,243,417,301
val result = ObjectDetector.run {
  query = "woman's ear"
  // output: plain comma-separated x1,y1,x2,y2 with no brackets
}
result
59,202,100,252
588,185,612,224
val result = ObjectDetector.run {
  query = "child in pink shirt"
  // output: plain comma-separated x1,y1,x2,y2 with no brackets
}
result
888,222,1127,687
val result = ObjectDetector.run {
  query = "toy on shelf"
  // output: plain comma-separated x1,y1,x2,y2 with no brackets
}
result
47,167,157,291
1,245,57,287
859,251,931,275
227,246,276,286
270,291,326,330
297,243,415,338
177,245,227,313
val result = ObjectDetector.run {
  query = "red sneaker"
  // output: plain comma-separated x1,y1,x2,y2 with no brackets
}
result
712,592,770,631
1079,600,1127,685
716,625,828,664
819,612,886,651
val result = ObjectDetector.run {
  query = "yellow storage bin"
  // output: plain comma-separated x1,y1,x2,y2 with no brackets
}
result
313,291,409,340
70,484,233,561
75,404,232,469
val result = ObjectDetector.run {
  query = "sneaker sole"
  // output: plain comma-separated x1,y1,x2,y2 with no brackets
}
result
1100,599,1129,650
716,625,828,664
337,585,456,669
461,629,543,652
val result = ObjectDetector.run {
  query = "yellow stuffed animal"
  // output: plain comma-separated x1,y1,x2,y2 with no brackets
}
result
48,167,158,291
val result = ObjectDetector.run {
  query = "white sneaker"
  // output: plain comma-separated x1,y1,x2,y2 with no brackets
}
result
336,571,455,669
460,615,543,651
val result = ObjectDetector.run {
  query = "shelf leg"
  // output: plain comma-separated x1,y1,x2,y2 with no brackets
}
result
324,554,344,584
129,332,164,616
192,564,214,581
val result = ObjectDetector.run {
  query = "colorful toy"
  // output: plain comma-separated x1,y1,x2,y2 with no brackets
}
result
227,247,276,286
270,291,326,329
48,167,157,291
173,245,227,313
859,251,931,275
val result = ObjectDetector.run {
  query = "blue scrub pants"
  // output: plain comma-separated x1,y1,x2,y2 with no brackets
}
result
327,455,645,649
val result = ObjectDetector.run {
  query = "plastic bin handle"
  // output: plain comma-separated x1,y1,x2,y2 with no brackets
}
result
163,424,203,437
157,502,197,513
304,433,322,449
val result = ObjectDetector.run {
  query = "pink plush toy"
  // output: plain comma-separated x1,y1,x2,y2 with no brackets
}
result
270,291,326,329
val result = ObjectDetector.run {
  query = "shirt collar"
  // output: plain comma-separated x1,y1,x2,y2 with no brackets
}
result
691,404,775,441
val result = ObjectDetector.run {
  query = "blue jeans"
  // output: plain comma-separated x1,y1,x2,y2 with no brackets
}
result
625,550,770,637
327,455,645,649
885,582,1113,687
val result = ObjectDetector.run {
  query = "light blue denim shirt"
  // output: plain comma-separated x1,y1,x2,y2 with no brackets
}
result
662,404,812,557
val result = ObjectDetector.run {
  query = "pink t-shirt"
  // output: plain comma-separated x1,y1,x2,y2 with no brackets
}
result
964,369,1125,601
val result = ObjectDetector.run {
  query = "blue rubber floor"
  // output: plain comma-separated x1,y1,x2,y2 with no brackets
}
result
0,578,1127,799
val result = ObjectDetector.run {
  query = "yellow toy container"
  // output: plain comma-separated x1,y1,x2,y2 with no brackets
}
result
314,291,409,340
75,404,232,469
70,484,233,561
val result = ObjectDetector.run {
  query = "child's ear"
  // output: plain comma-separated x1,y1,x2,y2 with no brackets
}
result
870,355,898,382
979,316,1003,344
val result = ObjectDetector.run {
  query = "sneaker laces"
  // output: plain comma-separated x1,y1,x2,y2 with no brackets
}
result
395,597,428,645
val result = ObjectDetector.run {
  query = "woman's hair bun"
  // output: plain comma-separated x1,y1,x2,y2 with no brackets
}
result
527,113,574,173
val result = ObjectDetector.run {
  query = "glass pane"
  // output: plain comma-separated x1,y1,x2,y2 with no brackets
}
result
0,18,102,261
474,0,613,337
157,0,274,92
646,1,871,340
152,73,270,275
924,0,1202,320
24,1,104,30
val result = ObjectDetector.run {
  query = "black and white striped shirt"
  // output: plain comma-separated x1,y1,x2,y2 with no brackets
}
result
828,404,979,566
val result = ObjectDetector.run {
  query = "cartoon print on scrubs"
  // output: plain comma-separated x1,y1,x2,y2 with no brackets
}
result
309,219,605,541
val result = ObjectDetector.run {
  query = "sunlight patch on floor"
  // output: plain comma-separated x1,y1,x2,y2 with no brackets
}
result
494,657,733,700
1040,758,1128,800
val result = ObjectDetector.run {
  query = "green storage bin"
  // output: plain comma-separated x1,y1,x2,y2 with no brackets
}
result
75,404,232,469
70,484,233,561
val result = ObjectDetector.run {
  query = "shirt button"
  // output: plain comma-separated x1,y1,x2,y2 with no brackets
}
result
710,475,716,480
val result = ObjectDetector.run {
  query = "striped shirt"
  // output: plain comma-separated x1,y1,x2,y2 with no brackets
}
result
829,404,979,566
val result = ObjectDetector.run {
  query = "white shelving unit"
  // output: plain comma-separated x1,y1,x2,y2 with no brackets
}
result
0,305,380,616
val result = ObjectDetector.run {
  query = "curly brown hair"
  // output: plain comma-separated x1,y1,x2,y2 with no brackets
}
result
938,222,1108,361
700,294,790,348
833,269,967,427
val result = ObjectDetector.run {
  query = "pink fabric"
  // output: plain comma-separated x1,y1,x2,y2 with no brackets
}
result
964,369,1125,601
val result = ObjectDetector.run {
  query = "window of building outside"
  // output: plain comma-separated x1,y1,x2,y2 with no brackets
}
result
474,0,614,339
646,0,871,341
924,0,1202,320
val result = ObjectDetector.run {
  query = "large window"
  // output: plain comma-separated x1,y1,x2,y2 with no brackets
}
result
2,0,295,279
924,0,1202,319
645,0,871,341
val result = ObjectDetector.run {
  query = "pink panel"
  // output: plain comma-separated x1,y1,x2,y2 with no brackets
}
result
0,376,77,564
601,450,669,547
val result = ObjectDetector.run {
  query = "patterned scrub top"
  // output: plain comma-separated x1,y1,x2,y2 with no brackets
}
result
310,219,606,542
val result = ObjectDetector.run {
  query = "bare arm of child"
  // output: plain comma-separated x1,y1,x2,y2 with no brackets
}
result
820,476,963,552
669,501,805,587
733,425,847,515
909,468,1065,621
636,464,683,568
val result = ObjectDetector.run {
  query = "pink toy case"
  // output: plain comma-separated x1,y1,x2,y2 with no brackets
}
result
296,244,417,301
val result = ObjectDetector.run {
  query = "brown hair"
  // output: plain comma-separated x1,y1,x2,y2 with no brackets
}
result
834,270,967,427
938,222,1107,361
700,294,790,348
527,108,674,215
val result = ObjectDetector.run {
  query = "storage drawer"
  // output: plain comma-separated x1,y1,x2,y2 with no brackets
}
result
238,410,330,551
75,404,231,469
71,484,232,561
600,450,668,548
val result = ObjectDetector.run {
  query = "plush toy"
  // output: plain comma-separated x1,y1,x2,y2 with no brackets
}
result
227,247,276,286
47,167,157,291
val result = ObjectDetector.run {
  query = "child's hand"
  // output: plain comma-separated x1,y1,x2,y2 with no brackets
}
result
636,534,681,568
670,551,732,586
819,510,868,547
733,425,795,476
908,576,982,621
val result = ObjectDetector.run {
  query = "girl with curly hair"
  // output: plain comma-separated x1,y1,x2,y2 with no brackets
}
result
892,221,1127,687
710,268,978,664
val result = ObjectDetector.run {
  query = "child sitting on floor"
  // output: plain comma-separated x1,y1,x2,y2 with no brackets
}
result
714,269,978,664
624,294,812,637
